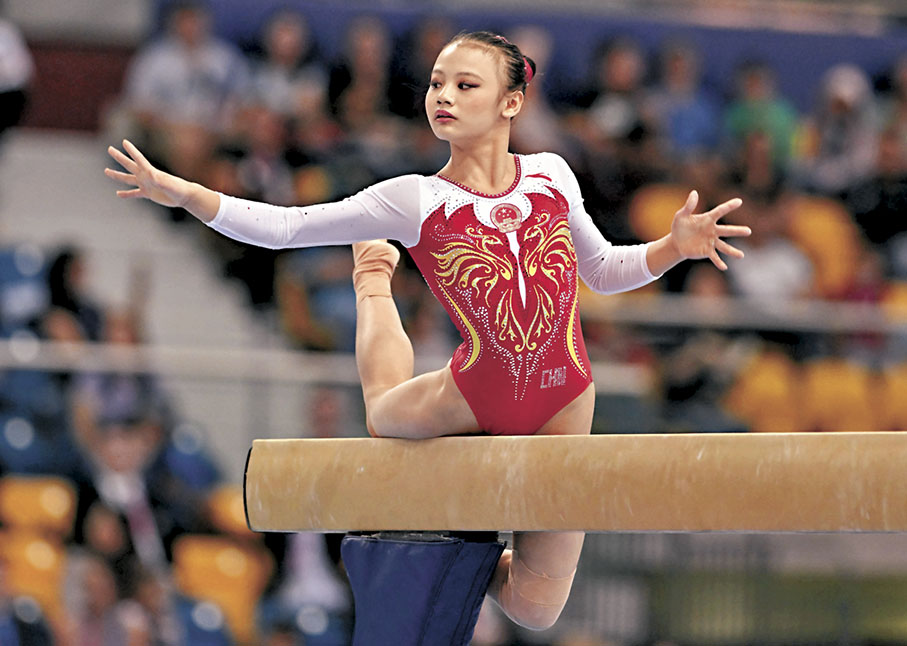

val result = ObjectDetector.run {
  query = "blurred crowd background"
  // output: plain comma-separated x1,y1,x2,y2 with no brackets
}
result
0,0,907,645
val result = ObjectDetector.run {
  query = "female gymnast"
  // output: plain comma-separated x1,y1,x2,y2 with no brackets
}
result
107,30,749,631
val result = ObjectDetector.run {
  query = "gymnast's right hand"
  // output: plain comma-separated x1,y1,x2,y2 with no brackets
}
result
105,140,219,222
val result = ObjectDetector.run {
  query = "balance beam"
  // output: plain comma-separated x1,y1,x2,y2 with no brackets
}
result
244,433,907,532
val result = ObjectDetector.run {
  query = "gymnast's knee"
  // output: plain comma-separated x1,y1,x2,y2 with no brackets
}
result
362,391,395,437
365,395,439,439
494,552,576,631
364,405,395,438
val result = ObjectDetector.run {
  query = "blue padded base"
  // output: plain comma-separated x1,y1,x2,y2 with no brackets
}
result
341,533,505,646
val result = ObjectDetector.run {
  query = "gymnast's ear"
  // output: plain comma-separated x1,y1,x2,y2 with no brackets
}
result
502,89,524,120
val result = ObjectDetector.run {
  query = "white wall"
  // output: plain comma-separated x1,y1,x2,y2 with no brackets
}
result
5,0,150,43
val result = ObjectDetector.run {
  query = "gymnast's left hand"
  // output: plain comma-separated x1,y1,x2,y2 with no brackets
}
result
669,190,750,271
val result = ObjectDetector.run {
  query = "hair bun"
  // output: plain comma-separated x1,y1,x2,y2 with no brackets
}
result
523,56,535,84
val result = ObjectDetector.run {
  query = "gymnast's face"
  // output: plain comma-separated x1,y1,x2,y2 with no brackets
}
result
426,42,523,143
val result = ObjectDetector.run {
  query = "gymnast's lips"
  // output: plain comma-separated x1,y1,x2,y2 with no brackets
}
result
435,110,456,120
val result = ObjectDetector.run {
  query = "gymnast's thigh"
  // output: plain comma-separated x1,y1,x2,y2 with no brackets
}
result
536,382,596,436
369,363,482,438
506,384,594,570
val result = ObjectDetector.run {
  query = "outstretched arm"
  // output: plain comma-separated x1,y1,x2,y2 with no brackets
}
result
646,190,750,275
106,140,220,223
106,140,422,249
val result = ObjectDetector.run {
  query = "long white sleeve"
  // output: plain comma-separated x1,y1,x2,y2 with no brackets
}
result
206,175,422,249
547,153,661,294
571,199,659,295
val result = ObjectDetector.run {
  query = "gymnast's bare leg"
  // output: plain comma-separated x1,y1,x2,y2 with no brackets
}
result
488,383,594,631
352,239,481,439
353,246,592,630
354,240,586,629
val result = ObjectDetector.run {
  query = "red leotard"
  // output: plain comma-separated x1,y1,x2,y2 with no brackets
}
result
208,152,660,436
408,156,591,434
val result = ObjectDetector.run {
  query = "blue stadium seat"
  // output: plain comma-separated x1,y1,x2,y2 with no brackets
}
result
0,245,47,335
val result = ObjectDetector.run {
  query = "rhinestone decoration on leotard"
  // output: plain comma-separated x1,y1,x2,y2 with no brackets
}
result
413,155,589,404
435,155,523,199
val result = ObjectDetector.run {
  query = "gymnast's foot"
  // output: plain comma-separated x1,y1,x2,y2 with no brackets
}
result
352,240,400,302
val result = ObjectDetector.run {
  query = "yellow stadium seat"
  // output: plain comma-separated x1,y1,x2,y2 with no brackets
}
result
628,183,691,242
0,475,76,538
875,363,907,431
172,534,274,645
293,165,333,205
882,281,907,322
0,530,66,624
800,358,878,432
786,195,861,298
207,485,257,538
724,350,804,432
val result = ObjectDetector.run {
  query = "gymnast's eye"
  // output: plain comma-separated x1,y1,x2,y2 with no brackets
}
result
429,81,441,89
458,83,476,90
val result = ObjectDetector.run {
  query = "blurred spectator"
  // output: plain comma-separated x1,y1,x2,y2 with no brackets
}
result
64,552,147,646
329,16,414,181
260,387,352,643
193,149,281,309
838,246,889,361
389,16,455,120
846,125,907,275
509,24,571,156
328,15,394,129
76,501,139,598
71,309,174,451
724,188,814,301
247,9,327,121
723,60,798,171
727,129,785,198
0,16,32,140
154,421,220,494
46,246,104,341
0,553,54,646
77,419,172,575
129,568,183,646
275,247,357,352
30,306,87,412
794,63,879,196
236,107,296,205
585,37,652,144
660,263,752,432
572,38,664,242
383,17,453,175
68,307,207,572
880,53,907,155
405,290,458,359
121,0,249,181
645,40,720,162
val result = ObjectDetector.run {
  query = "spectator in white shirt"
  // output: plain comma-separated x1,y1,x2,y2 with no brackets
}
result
0,17,33,137
122,1,249,180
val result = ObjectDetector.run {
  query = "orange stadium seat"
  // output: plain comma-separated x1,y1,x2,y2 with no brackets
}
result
785,194,861,299
723,350,804,432
875,363,907,431
207,484,257,538
800,358,878,432
172,534,274,645
628,184,691,242
0,475,77,538
882,281,907,322
0,530,67,624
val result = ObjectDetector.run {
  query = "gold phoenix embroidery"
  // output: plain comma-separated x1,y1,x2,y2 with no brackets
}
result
432,213,582,369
